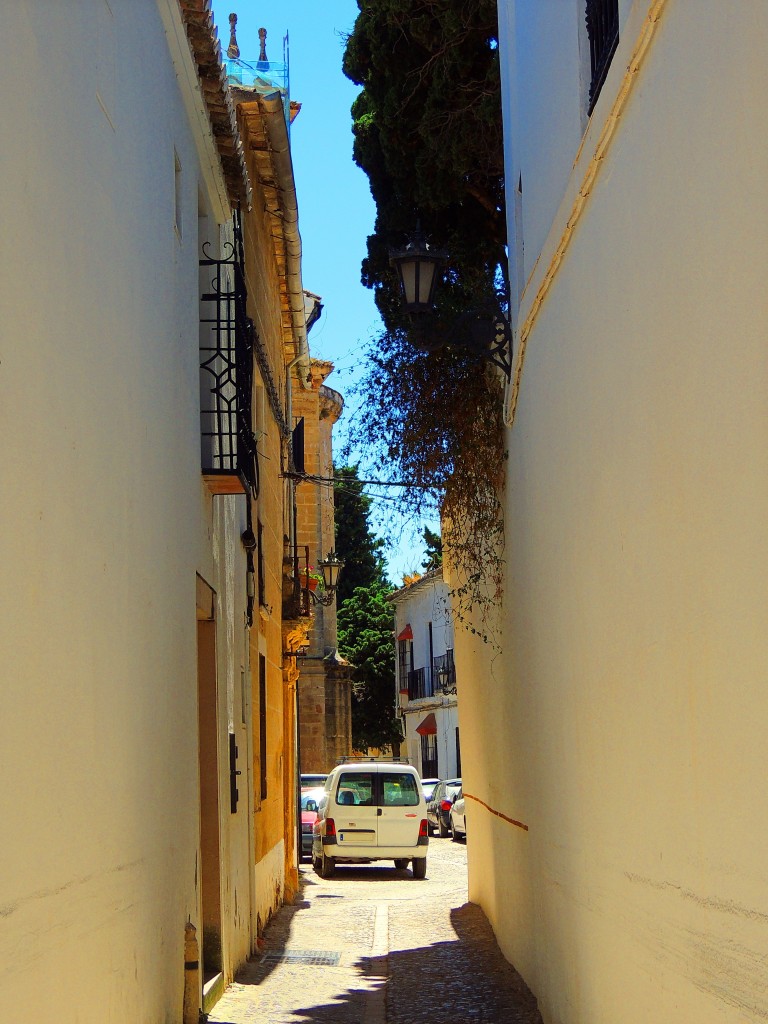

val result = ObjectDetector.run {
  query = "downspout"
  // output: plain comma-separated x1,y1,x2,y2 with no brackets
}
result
259,90,311,394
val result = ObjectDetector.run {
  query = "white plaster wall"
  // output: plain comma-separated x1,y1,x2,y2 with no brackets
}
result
500,0,636,290
475,2,768,1022
394,579,458,777
393,578,454,681
0,2,247,1018
253,839,286,935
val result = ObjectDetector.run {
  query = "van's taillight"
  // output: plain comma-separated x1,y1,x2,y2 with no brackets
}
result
440,799,452,812
325,818,336,838
419,819,429,838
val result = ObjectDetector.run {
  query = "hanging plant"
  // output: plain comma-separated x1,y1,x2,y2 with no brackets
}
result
343,327,506,646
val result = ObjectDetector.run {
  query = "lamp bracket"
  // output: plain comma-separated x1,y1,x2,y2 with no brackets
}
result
444,303,513,380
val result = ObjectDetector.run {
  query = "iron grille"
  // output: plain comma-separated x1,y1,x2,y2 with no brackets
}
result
420,734,438,778
260,949,341,967
586,0,619,114
408,667,432,701
199,209,259,494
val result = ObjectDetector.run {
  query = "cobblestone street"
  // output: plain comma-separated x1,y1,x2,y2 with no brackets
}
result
207,836,542,1024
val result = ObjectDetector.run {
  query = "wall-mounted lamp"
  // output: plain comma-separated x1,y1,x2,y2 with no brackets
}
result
389,224,446,314
283,641,310,659
389,226,512,379
435,664,457,696
433,653,457,696
310,550,344,607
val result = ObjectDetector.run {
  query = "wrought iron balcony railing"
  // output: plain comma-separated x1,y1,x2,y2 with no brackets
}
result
408,667,433,702
199,210,259,495
282,544,313,621
586,0,619,114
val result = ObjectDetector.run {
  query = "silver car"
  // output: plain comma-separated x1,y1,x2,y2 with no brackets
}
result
449,787,466,841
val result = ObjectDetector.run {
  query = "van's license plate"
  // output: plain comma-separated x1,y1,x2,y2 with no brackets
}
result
339,830,375,845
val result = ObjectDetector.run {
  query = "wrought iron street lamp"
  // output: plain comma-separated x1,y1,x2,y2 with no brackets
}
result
390,227,513,380
435,662,457,696
389,225,447,315
311,550,344,607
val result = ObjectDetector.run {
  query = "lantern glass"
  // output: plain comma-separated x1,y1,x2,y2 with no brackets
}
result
390,229,445,315
319,551,343,591
395,253,439,312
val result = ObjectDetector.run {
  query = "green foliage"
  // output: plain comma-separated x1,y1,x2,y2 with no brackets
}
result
337,583,402,752
333,465,388,604
421,526,443,571
343,0,506,338
340,0,507,642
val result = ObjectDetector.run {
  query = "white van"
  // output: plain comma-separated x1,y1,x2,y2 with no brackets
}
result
311,761,429,879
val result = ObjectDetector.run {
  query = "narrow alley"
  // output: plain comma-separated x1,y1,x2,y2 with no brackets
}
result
207,838,542,1024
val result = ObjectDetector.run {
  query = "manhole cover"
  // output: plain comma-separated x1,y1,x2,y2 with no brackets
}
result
261,949,341,967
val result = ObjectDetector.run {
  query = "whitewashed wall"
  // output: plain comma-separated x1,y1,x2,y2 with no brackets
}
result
392,576,459,778
459,2,768,1022
0,2,253,1018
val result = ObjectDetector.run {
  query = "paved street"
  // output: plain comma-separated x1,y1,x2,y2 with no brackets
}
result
207,835,542,1024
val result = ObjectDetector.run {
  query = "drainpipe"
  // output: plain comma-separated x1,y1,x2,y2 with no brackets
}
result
285,353,305,556
259,90,312,394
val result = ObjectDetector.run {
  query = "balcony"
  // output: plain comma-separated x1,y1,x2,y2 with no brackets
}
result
199,210,259,495
226,54,290,127
282,544,313,621
407,667,433,702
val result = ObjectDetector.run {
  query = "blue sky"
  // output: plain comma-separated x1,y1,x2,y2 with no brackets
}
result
211,2,434,582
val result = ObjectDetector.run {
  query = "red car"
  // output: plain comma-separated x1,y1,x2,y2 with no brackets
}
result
300,788,324,859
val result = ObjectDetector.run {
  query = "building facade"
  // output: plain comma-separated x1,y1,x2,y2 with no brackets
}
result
391,571,460,779
0,3,319,1020
452,3,768,1022
293,360,354,774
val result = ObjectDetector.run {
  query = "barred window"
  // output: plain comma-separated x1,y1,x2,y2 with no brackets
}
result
586,0,619,113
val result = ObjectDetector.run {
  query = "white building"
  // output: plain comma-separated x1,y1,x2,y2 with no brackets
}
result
390,570,461,779
0,3,306,1019
453,2,768,1023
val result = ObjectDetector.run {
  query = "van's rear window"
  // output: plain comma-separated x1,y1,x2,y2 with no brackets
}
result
381,773,420,806
336,772,374,805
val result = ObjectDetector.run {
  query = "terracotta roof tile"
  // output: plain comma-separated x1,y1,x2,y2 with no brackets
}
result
177,0,250,207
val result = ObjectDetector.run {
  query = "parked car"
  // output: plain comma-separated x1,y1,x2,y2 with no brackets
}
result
312,761,429,879
426,778,462,837
301,772,328,791
300,788,324,860
449,788,467,841
420,777,441,802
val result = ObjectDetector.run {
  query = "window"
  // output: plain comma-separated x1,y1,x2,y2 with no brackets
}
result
336,772,374,805
258,654,267,800
381,773,420,807
586,0,619,113
397,639,411,689
420,734,438,779
257,520,265,608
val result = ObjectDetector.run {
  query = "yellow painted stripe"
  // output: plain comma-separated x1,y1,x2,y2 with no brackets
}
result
465,793,529,832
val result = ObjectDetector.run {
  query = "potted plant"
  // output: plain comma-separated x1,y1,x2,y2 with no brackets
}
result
299,566,324,592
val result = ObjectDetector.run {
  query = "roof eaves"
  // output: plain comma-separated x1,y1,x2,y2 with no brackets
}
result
387,567,444,603
177,0,251,209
